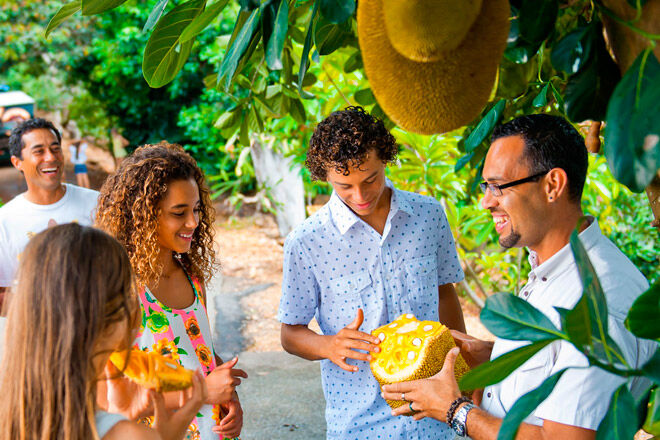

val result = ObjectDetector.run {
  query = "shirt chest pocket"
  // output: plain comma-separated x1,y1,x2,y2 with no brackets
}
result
404,255,438,301
507,353,553,409
323,271,373,319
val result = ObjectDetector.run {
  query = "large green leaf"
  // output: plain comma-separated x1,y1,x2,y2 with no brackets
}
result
314,15,350,56
459,339,556,391
556,297,591,350
643,387,660,435
604,50,660,193
569,230,624,364
497,370,566,440
480,292,563,342
142,0,205,88
218,7,261,91
297,0,319,93
319,0,355,24
626,280,660,340
518,0,558,44
264,0,288,70
143,0,169,32
563,25,620,122
81,0,128,15
641,348,660,385
550,24,593,75
180,0,229,43
45,1,81,38
596,384,637,440
504,11,542,64
464,100,506,153
532,84,549,108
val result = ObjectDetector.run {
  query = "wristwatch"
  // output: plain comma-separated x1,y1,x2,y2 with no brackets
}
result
450,402,475,437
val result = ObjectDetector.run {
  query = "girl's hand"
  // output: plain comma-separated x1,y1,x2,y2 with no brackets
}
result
151,370,207,440
211,397,243,439
104,360,153,420
205,357,248,405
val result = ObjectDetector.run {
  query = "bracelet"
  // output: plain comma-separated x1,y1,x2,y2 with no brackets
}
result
446,396,472,425
450,402,475,437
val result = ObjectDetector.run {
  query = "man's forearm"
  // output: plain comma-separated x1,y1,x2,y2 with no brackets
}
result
437,283,466,332
464,407,596,440
280,323,329,361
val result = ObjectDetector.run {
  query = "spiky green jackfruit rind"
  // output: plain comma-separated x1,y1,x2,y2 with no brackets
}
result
358,0,510,135
370,314,470,410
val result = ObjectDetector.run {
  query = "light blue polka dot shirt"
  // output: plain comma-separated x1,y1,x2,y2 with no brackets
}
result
278,180,464,440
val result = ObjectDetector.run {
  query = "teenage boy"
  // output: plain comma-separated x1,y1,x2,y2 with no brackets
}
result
278,106,466,440
382,114,655,440
0,119,99,306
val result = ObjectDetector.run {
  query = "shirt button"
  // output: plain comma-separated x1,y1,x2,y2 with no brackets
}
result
487,392,492,398
542,277,548,282
523,291,529,297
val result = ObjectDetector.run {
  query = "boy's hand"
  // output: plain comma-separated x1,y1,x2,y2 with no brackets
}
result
205,357,248,405
450,330,494,368
324,309,381,372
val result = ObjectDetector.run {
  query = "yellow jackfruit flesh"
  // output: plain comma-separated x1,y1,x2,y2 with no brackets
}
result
370,314,469,410
382,0,483,61
109,349,194,392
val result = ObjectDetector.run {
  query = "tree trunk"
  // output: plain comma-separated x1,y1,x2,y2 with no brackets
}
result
601,0,660,230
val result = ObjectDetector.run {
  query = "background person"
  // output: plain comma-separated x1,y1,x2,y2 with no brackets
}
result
96,142,246,440
0,118,98,310
382,114,656,440
69,140,91,188
0,223,206,440
278,106,466,440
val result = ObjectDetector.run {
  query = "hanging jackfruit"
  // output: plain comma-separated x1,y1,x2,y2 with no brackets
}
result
370,314,469,410
109,349,194,392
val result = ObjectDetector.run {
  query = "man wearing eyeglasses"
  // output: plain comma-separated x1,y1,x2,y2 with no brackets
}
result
381,114,655,439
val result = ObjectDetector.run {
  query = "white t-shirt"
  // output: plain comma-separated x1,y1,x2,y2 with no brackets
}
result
68,143,88,165
481,218,656,430
0,184,99,287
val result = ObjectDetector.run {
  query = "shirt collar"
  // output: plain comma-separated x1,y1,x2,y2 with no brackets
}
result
528,216,602,281
329,178,412,235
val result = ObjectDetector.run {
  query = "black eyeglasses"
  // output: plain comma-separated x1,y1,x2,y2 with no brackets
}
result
479,170,550,197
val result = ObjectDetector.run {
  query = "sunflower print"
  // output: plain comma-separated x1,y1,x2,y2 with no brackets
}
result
153,338,180,361
185,316,202,339
195,344,213,367
146,311,169,333
184,422,201,440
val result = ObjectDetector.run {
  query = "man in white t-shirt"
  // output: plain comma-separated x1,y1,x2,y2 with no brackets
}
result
0,118,99,310
381,114,656,439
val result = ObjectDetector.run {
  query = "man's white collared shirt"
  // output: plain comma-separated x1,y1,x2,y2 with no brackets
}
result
278,181,464,440
482,219,656,429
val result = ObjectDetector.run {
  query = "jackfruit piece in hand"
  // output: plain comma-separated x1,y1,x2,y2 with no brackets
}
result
109,349,194,392
369,314,470,410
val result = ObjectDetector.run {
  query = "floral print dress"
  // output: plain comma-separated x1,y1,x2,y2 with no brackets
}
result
135,276,222,440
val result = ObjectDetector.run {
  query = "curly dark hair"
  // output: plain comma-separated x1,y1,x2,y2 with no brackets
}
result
8,118,61,159
305,106,398,180
96,142,216,288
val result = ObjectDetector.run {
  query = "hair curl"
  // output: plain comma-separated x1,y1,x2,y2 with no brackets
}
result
305,106,398,180
96,142,216,288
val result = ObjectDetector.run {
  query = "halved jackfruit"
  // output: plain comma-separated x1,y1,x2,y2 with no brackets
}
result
370,314,469,409
109,349,194,392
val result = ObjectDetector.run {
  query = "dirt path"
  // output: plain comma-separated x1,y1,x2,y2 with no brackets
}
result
214,215,492,353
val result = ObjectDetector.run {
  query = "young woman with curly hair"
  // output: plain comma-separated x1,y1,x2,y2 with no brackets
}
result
96,142,246,440
0,223,206,440
279,106,466,439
